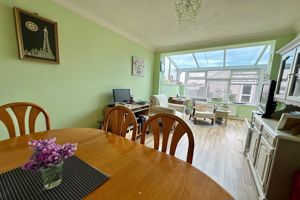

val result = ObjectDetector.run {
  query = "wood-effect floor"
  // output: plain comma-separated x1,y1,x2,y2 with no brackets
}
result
135,117,258,200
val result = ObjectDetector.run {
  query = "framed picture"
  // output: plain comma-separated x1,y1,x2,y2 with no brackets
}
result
13,7,60,64
132,56,144,77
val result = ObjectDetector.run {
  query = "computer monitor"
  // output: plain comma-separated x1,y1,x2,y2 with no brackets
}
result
112,89,131,103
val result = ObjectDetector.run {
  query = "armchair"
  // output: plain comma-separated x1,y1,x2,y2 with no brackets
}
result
190,101,215,125
150,95,185,117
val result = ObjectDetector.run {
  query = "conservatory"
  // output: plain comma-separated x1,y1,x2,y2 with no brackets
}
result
161,41,275,104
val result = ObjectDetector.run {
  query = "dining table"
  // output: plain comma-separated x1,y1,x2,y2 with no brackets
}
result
0,128,233,200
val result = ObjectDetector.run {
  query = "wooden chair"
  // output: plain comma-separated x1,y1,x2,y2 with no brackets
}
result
0,102,50,138
141,113,195,164
103,106,138,141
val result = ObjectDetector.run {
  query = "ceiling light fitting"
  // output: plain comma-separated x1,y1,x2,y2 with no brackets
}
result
175,0,201,25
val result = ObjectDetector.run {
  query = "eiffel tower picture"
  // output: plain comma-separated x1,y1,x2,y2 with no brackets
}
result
42,27,54,57
14,7,59,63
23,26,55,60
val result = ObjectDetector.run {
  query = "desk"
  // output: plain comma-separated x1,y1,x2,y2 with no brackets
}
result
0,128,233,200
105,103,150,116
104,104,150,137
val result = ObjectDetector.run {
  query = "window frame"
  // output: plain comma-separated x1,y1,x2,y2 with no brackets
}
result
184,68,262,104
239,85,253,103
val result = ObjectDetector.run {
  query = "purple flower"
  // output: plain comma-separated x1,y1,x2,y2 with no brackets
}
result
22,137,77,171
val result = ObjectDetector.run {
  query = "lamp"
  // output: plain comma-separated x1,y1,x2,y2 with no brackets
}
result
175,0,202,25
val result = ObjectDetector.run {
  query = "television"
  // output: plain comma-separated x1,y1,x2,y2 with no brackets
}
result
113,89,131,103
259,80,277,118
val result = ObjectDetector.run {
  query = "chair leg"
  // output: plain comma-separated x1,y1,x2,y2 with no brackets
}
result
211,119,214,125
138,124,142,136
189,114,192,120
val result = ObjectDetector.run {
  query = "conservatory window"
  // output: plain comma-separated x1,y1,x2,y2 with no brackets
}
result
162,41,273,103
207,81,228,101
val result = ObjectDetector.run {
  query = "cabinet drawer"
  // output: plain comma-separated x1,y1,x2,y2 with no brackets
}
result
262,127,276,147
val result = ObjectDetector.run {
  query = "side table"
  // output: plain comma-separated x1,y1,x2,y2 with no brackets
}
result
215,110,229,126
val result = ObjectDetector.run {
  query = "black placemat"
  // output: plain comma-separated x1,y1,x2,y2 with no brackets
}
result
0,156,110,200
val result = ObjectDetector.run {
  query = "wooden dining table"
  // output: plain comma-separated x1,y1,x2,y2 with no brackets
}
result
0,128,233,200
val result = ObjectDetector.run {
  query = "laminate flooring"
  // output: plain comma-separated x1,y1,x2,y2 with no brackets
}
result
135,117,259,200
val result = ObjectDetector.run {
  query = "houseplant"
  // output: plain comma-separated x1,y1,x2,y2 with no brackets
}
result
23,137,77,189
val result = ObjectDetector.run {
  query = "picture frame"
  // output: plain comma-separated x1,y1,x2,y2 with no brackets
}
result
132,56,144,77
13,7,60,64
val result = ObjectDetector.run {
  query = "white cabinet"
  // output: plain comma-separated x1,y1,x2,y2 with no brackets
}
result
248,127,260,165
286,47,300,102
255,136,274,191
245,113,300,200
276,36,300,105
275,49,296,99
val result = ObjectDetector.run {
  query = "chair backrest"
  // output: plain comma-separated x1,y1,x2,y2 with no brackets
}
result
195,101,211,112
0,102,51,138
191,97,207,106
103,106,137,141
150,95,168,107
140,113,194,164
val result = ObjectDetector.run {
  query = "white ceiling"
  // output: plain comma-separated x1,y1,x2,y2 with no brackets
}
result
54,0,300,51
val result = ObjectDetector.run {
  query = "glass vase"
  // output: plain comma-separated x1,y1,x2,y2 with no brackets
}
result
41,162,63,189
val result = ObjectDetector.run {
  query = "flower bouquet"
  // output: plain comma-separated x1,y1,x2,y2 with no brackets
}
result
23,138,77,189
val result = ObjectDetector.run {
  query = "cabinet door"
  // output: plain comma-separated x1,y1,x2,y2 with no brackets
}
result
255,136,274,191
248,128,260,165
243,118,252,153
287,48,300,102
275,49,297,99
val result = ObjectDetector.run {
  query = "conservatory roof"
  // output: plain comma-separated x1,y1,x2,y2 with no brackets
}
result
168,43,273,69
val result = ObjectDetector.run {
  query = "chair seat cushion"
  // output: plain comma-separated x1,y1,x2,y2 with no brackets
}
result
194,111,215,119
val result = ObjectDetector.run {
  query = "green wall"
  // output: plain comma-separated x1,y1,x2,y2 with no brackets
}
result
236,105,256,120
0,0,155,140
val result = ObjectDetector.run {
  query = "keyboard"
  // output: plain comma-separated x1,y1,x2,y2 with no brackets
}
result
135,101,146,105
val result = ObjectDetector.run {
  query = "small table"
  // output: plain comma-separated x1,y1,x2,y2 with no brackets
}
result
215,110,230,126
169,97,189,105
0,128,233,200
